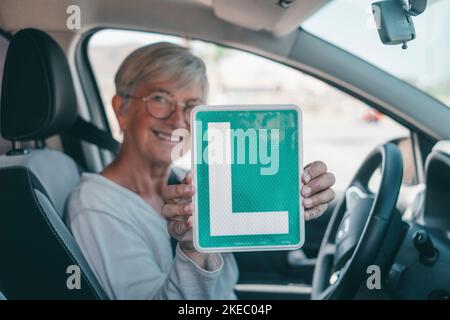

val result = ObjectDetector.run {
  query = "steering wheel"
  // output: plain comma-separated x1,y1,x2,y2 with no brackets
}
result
311,143,403,300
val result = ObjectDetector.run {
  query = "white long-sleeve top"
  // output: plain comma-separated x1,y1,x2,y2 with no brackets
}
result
65,173,238,300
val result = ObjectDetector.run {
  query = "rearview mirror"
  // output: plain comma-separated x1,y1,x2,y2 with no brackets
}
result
372,0,427,49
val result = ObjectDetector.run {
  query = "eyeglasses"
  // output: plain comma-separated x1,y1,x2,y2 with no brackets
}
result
121,89,202,124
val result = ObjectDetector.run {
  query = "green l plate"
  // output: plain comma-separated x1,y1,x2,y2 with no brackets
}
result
192,105,304,252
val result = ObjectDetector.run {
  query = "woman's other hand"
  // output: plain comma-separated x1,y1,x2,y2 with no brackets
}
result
162,171,196,252
301,161,336,221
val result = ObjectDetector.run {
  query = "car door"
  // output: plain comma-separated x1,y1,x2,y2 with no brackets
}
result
84,29,417,300
233,204,335,300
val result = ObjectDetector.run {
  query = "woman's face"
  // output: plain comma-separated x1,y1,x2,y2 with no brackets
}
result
115,80,204,166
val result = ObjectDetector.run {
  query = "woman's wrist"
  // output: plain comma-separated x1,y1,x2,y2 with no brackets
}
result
180,245,209,269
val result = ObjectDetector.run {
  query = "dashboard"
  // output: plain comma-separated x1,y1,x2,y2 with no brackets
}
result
387,141,450,299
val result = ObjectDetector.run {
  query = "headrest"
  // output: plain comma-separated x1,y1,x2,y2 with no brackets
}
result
0,28,78,141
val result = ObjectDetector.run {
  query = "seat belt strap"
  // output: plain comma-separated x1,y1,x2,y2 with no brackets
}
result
68,116,121,155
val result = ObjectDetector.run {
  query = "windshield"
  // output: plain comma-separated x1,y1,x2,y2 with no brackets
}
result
303,0,450,108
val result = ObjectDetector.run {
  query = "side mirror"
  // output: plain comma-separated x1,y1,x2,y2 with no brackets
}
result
372,0,427,49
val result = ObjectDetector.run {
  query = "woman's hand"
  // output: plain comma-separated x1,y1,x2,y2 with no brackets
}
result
161,172,197,253
301,161,336,221
162,172,216,269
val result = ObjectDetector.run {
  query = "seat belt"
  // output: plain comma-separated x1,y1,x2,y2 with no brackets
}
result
67,116,121,156
168,171,182,257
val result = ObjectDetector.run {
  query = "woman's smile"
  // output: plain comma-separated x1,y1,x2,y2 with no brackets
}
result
151,129,184,145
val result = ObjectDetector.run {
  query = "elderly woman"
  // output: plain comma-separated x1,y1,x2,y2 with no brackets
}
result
65,42,336,300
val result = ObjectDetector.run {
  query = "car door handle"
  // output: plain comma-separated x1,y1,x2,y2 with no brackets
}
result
287,249,316,267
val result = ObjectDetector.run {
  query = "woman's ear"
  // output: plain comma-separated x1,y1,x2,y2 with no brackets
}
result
112,94,128,130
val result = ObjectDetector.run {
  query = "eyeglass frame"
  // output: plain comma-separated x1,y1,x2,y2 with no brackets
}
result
120,88,203,123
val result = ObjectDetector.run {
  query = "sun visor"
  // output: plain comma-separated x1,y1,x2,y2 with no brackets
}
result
212,0,328,37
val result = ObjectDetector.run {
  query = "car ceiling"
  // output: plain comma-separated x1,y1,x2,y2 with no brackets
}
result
0,0,331,62
0,0,329,36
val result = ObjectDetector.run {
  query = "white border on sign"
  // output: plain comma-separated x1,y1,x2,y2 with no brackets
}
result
191,104,304,253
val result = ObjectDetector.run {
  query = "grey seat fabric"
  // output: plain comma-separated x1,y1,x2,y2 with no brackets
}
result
0,149,80,215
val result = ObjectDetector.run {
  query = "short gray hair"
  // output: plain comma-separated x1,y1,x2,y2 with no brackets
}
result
115,42,208,105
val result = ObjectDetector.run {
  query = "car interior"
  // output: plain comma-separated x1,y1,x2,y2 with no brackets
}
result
0,0,449,300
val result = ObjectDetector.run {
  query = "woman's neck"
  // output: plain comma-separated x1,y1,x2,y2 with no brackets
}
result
101,144,170,202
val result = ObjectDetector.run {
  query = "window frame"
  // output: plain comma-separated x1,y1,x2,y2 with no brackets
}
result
0,29,12,156
0,28,12,93
0,29,12,40
76,27,429,180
